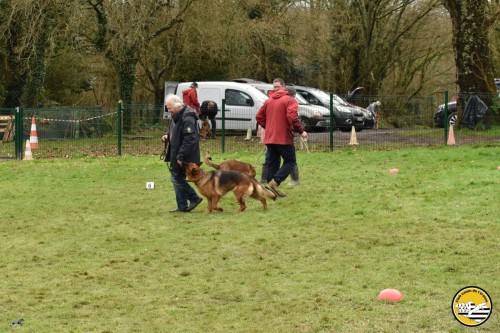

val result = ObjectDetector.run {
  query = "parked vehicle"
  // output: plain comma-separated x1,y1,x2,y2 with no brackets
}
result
165,81,269,132
240,81,331,131
433,101,457,128
291,85,365,131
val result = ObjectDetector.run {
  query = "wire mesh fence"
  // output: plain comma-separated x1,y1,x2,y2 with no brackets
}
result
1,94,499,161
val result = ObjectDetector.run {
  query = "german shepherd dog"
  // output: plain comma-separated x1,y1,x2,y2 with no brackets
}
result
184,162,276,213
199,119,211,140
204,152,257,177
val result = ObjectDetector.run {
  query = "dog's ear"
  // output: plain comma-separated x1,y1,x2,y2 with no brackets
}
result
197,161,203,166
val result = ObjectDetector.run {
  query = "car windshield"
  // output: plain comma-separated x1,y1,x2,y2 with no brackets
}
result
294,93,309,105
307,89,349,106
310,89,331,105
331,94,349,106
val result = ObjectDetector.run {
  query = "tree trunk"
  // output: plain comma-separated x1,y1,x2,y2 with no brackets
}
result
4,25,28,108
113,48,138,132
441,0,496,96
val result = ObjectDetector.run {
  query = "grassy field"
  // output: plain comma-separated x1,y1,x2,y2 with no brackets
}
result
0,146,499,333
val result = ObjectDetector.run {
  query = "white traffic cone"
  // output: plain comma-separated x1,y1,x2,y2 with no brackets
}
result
24,139,33,160
348,126,358,145
244,122,252,140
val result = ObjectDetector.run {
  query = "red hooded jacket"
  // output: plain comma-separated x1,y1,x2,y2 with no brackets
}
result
256,90,304,145
182,88,200,114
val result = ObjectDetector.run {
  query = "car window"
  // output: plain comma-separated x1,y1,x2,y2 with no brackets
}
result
298,91,319,105
225,89,254,106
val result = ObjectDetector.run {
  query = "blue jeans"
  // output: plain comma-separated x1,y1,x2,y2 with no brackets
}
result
266,144,296,185
170,171,200,210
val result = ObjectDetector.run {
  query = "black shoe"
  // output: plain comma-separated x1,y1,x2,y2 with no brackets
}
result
169,208,187,213
186,197,203,212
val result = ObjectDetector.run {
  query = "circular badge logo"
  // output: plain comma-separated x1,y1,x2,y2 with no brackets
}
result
452,286,492,327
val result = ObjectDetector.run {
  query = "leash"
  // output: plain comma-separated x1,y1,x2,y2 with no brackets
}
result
160,140,171,172
254,146,267,166
300,137,310,153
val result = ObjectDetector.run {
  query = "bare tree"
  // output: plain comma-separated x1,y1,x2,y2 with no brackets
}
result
85,0,196,130
325,0,444,95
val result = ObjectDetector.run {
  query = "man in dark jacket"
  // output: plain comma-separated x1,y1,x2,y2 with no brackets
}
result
162,94,203,213
200,100,218,138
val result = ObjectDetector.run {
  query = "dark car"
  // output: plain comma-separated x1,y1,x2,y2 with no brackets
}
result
434,101,457,128
292,85,365,132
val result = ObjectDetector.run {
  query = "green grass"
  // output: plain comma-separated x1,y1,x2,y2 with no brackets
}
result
1,146,499,332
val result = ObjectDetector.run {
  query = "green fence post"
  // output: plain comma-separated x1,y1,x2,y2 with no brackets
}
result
15,107,23,160
444,91,448,145
118,100,122,156
221,99,225,153
75,109,80,139
329,92,334,152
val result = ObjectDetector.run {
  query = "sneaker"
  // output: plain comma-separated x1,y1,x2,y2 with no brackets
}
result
186,197,203,212
288,180,300,186
268,179,287,198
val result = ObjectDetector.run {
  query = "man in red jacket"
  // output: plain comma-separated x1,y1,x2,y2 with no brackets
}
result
182,82,201,115
256,78,308,198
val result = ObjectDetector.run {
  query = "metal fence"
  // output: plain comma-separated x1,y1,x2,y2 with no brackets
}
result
1,94,499,161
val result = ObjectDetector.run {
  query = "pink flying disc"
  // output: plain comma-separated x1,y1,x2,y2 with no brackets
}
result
389,168,399,174
377,288,403,302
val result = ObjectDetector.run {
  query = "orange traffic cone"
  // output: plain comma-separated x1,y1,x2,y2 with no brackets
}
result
29,116,39,149
24,139,33,160
349,126,358,145
447,125,456,145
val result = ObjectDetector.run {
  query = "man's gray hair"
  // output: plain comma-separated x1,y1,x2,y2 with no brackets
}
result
165,94,184,108
273,78,285,85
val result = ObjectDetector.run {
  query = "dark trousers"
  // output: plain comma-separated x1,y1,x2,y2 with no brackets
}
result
266,144,296,185
170,171,200,210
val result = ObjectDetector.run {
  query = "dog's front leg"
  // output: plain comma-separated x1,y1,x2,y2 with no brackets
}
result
205,196,213,213
211,196,223,212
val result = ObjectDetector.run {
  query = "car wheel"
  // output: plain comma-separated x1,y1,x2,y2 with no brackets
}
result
355,126,363,132
300,117,310,131
448,112,457,127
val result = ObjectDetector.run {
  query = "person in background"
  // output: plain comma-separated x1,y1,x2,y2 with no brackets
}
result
182,82,201,115
256,78,307,198
162,94,203,213
200,100,219,138
366,100,381,129
285,87,300,186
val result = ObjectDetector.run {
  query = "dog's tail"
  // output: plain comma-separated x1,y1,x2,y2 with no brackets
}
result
248,165,257,178
204,152,221,170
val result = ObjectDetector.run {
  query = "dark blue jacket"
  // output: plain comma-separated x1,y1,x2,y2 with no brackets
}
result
165,105,200,173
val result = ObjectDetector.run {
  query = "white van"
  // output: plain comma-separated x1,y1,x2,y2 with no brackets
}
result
164,81,269,132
